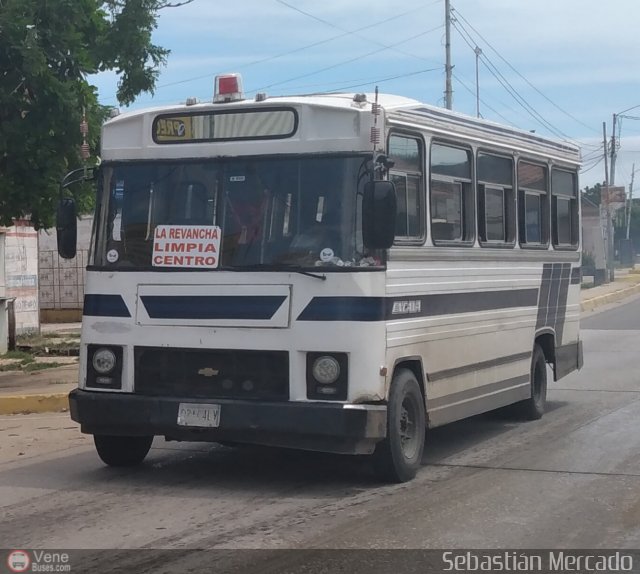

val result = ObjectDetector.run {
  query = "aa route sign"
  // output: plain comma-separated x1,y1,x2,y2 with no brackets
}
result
152,225,221,268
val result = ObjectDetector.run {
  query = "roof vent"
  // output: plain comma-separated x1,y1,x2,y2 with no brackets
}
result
109,108,120,118
255,92,267,102
353,93,367,103
186,97,199,106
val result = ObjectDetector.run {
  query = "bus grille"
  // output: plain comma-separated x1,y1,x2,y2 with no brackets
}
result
134,347,289,401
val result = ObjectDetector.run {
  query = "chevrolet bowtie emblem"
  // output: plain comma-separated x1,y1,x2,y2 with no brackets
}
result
198,367,219,377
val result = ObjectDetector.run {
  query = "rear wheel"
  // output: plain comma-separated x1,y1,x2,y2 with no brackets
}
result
94,435,153,467
514,344,547,420
372,369,426,483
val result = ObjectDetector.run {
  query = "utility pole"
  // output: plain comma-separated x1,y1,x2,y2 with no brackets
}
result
444,0,453,110
610,113,617,185
603,122,609,188
602,122,612,283
474,46,482,118
626,163,635,240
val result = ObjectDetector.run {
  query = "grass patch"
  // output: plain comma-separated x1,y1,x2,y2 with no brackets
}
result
1,350,33,361
22,361,64,372
0,362,23,372
0,358,34,370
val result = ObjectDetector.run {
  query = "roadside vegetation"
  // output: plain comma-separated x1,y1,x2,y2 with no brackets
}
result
0,331,80,373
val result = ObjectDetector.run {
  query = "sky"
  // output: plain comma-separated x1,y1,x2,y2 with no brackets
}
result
92,0,640,192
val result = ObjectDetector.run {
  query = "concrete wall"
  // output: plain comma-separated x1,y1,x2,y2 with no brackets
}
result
4,221,39,334
38,215,93,323
582,214,607,270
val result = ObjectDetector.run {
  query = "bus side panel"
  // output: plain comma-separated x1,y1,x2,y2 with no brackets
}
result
385,256,577,428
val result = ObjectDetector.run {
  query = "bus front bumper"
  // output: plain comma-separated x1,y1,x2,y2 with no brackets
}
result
69,389,387,455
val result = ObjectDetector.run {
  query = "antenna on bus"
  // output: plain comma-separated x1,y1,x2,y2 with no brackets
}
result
370,87,394,177
370,86,381,154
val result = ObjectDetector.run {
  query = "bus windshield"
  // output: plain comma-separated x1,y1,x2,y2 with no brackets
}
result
93,155,382,270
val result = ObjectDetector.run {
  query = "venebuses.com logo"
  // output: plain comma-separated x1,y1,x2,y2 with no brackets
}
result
6,550,71,573
7,550,30,573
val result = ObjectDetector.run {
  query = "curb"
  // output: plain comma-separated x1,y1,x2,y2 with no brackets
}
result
581,282,640,313
0,392,69,416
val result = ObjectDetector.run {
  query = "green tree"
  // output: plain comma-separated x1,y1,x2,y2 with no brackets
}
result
0,0,193,228
581,182,603,206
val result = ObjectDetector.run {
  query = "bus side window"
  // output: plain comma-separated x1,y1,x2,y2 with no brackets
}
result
517,161,549,247
477,152,515,245
551,168,579,249
388,134,424,242
430,142,474,244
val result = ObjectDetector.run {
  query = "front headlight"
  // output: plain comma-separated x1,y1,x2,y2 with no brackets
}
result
92,347,117,374
312,355,340,384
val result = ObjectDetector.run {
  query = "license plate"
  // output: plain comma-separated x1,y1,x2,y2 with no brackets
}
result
177,403,221,428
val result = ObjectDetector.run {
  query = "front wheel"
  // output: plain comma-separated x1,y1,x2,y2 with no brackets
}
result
372,369,426,483
94,435,153,467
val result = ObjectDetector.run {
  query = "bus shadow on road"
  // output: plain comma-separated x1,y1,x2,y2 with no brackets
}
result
0,403,569,495
423,400,569,465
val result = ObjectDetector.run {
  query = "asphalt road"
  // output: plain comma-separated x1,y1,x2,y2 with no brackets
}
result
0,296,639,572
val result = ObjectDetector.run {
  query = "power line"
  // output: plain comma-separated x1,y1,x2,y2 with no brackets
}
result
107,3,439,101
451,5,600,136
251,25,444,93
452,72,515,126
451,17,575,143
130,68,441,108
580,158,603,175
275,0,443,67
323,67,441,94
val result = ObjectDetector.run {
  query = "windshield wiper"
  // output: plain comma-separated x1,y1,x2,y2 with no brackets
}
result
219,263,326,281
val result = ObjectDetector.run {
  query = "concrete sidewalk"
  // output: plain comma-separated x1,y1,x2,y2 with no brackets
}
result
2,269,640,416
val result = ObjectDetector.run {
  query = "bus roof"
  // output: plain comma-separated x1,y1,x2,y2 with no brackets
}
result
103,92,581,165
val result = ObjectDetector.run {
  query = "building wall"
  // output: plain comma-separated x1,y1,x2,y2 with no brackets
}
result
4,221,39,334
38,215,93,322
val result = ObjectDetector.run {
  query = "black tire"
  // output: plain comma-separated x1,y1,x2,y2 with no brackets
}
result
94,435,153,467
514,344,548,420
372,369,426,483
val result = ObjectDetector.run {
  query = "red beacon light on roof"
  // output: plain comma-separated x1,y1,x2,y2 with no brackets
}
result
214,73,244,103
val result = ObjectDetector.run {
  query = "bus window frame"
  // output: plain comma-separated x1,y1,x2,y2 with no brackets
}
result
517,159,550,250
477,149,516,249
551,167,579,251
429,139,476,247
387,131,427,246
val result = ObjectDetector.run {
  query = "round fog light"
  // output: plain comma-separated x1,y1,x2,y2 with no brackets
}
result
92,348,116,374
312,356,340,385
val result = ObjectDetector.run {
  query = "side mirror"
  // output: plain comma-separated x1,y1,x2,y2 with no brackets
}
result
362,180,396,249
56,198,77,259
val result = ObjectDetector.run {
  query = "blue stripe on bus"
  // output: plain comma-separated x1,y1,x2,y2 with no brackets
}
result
83,294,131,318
141,295,287,320
297,297,387,322
297,289,539,322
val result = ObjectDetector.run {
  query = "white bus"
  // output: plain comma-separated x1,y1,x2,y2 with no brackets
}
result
59,74,583,482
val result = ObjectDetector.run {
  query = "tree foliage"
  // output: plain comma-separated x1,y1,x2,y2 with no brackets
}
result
581,182,603,206
0,0,192,228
